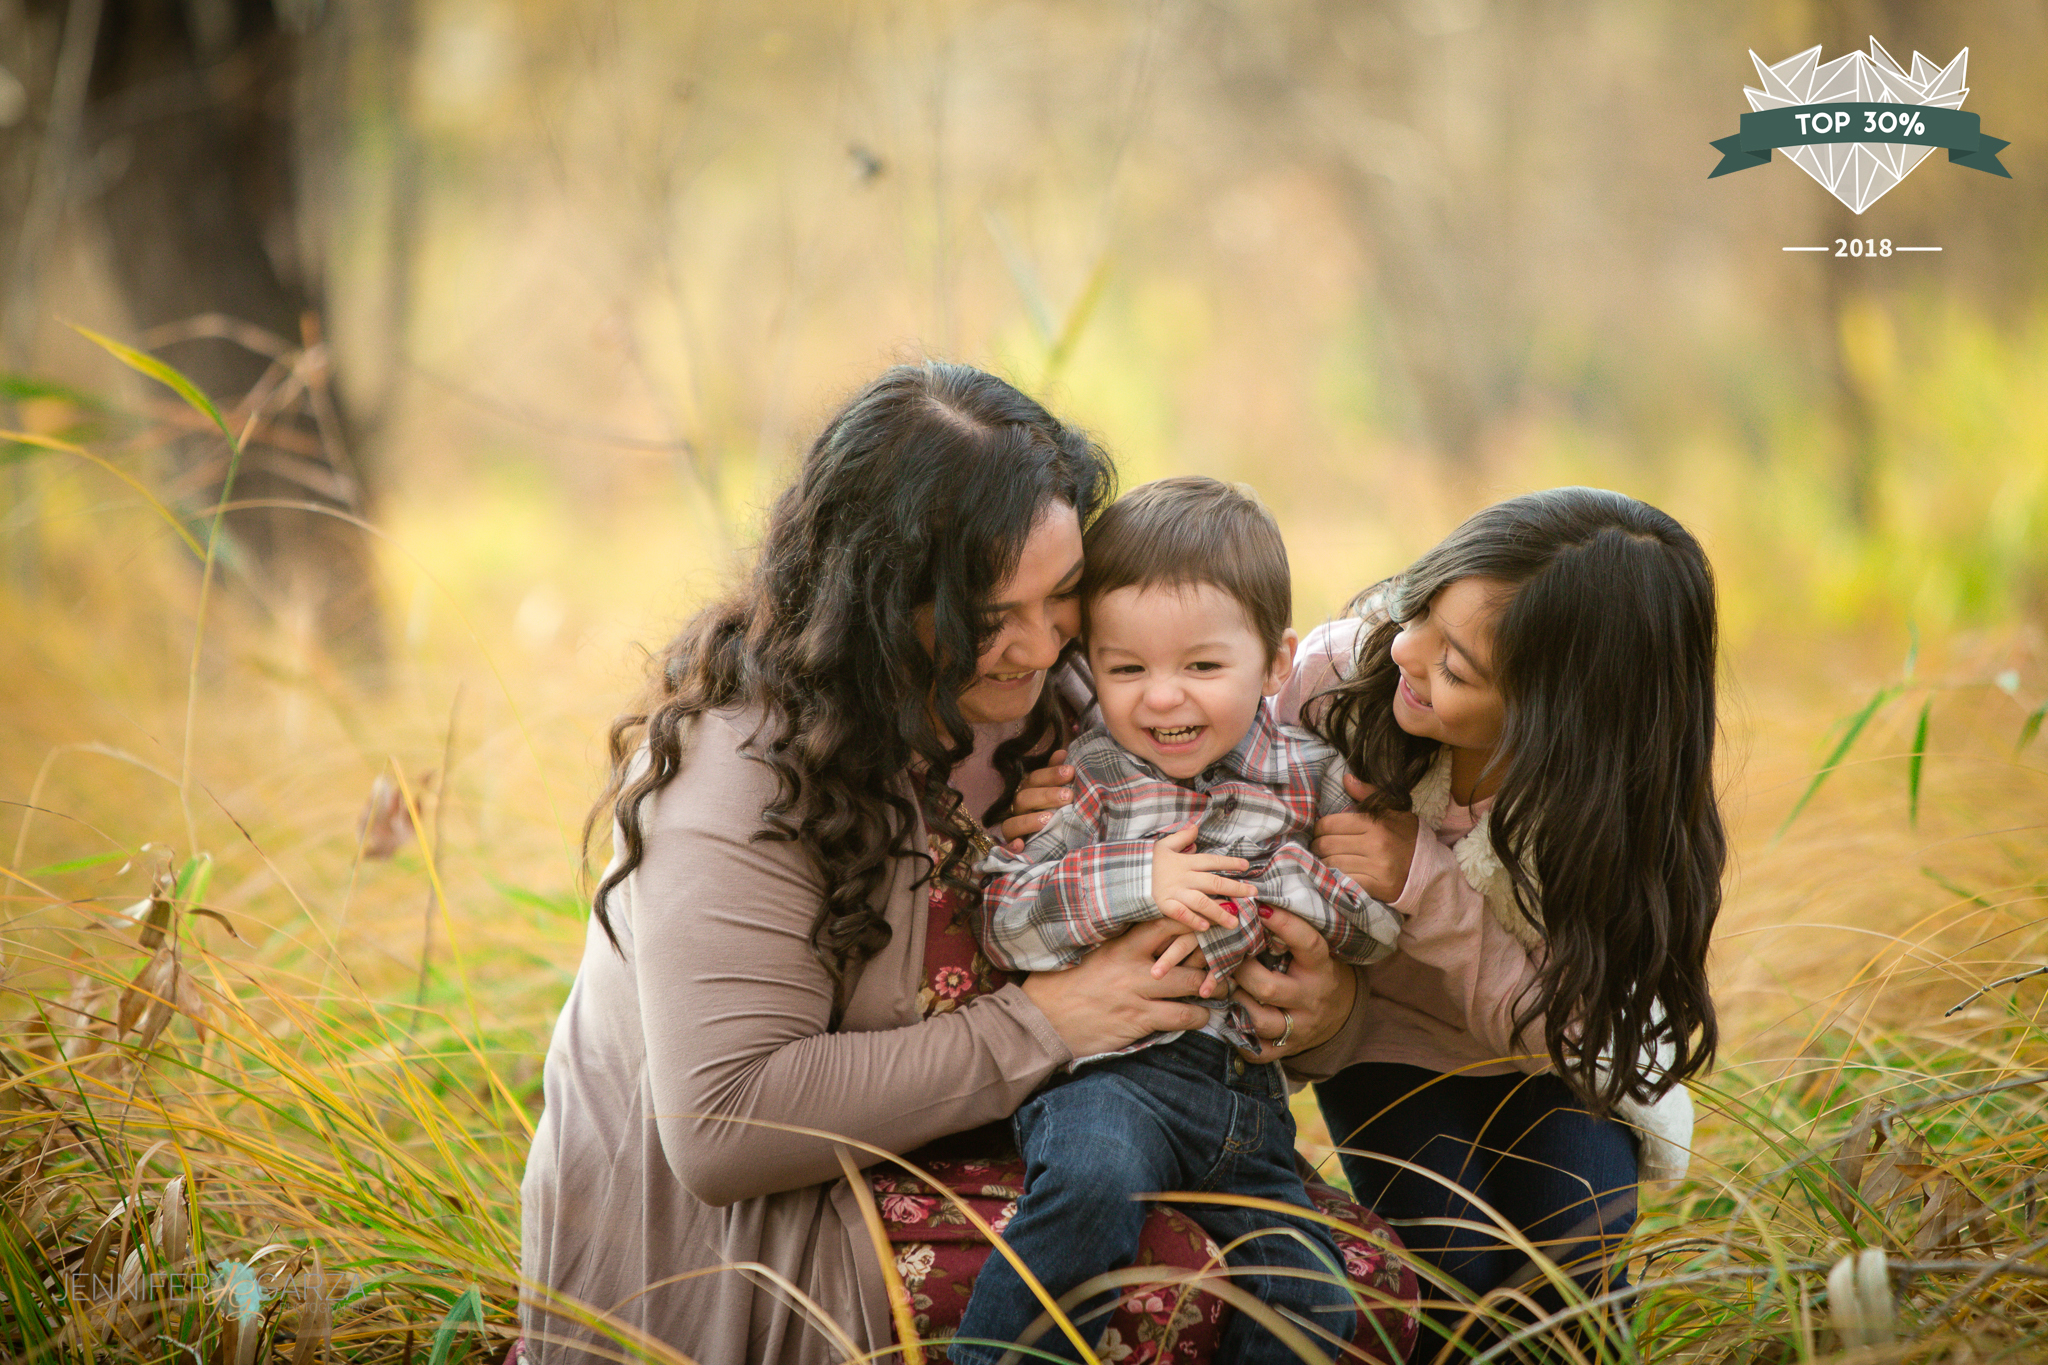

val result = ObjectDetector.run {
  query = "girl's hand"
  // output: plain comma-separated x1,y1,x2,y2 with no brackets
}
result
1021,919,1214,1058
997,750,1075,849
1311,773,1419,902
1229,906,1358,1063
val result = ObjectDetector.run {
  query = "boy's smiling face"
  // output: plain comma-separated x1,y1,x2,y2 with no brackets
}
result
1087,582,1297,780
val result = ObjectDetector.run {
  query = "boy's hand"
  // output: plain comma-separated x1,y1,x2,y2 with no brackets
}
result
1149,932,1203,979
1148,933,1230,998
1150,824,1255,935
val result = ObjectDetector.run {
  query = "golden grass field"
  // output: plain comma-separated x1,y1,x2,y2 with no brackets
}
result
1,329,2044,1364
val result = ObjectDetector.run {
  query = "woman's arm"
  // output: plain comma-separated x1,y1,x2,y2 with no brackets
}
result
632,713,1210,1206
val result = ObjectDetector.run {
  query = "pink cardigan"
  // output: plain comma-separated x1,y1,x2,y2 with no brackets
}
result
1276,617,1550,1079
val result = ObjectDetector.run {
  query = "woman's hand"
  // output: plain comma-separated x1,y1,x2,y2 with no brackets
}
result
1229,906,1359,1064
1311,773,1420,902
996,750,1076,849
1021,919,1214,1059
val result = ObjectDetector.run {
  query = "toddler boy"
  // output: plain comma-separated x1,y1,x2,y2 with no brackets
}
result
949,477,1400,1365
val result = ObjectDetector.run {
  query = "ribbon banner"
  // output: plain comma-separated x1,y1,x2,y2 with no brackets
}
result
1710,102,2011,178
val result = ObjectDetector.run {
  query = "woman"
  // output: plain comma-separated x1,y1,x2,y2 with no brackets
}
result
1281,488,1723,1359
519,363,1400,1365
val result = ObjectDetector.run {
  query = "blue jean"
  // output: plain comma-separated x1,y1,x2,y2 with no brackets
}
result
1315,1063,1638,1362
949,1033,1357,1364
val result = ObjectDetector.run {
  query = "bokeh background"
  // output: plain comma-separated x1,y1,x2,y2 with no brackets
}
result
3,1,2045,1359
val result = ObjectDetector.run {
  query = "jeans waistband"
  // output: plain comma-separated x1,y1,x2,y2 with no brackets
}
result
1158,1031,1287,1100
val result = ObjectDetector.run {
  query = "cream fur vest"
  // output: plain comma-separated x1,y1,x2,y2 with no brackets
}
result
1410,752,1694,1186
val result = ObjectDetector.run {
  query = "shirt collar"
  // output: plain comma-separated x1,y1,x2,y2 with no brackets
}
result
1208,702,1283,785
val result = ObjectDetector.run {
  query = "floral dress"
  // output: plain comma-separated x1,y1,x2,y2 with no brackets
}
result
877,813,1418,1364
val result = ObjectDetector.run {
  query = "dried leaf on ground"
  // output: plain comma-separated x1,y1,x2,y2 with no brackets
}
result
1859,1130,1935,1216
116,943,181,1050
1831,1098,1892,1204
1915,1173,1996,1256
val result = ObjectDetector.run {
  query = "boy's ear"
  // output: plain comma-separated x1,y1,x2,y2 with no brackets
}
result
1263,627,1300,697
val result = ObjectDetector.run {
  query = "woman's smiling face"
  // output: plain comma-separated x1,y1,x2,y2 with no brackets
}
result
1389,575,1510,763
952,503,1086,726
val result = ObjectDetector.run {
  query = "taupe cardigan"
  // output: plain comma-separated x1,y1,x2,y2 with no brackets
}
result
518,705,1374,1364
519,707,1074,1364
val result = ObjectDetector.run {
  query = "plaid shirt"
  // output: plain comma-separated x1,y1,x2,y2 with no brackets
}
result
973,705,1400,1051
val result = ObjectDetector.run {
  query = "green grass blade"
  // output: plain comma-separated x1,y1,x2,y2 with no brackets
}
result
2019,702,2047,756
25,848,132,877
1045,251,1113,386
985,208,1057,345
1776,686,1894,838
1921,866,1993,910
81,321,256,844
0,429,208,558
174,852,214,907
0,371,109,408
71,324,236,446
428,1286,484,1365
1907,698,1930,827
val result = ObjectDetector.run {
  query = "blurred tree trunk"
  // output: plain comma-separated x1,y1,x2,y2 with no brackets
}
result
8,0,387,669
1201,1,1517,468
1,0,77,594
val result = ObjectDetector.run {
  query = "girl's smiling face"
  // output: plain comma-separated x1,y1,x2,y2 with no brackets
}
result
1389,575,1510,775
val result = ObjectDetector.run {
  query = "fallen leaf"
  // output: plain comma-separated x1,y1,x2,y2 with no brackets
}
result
153,1176,193,1269
116,945,180,1051
1858,1132,1933,1215
290,1250,331,1365
1830,1098,1890,1207
1914,1173,1994,1256
175,971,209,1045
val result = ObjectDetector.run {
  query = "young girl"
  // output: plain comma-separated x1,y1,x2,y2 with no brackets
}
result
1280,487,1724,1359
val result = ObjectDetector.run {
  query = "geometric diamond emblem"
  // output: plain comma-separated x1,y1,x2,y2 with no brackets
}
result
1746,38,1969,213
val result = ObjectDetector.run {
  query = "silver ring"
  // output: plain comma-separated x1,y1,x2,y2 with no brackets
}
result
1274,1009,1295,1050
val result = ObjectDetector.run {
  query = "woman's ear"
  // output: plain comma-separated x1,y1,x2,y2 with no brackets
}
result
1263,627,1300,697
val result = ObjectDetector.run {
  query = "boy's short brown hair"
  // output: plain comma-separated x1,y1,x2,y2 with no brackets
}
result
1081,476,1292,659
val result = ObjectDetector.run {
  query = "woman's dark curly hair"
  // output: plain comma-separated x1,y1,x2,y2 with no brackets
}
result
1309,487,1725,1114
584,362,1114,988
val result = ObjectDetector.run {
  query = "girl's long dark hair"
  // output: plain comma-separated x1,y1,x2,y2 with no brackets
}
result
584,362,1113,986
1312,487,1724,1112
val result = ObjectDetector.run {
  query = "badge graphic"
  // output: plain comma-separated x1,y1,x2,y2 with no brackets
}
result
1710,39,2009,212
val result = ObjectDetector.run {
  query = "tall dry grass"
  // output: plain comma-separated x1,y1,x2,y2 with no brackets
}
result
1,343,2044,1364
